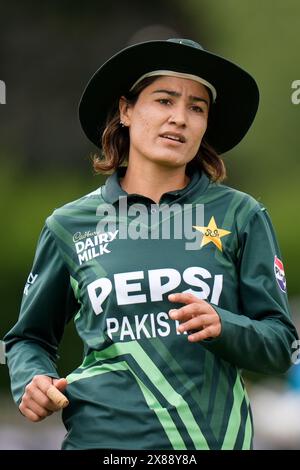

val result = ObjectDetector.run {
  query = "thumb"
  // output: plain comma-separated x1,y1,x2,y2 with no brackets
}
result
52,377,68,391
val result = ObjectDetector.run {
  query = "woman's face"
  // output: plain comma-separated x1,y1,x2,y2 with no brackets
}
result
119,76,210,169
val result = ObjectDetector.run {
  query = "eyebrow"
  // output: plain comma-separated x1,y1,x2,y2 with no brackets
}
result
152,89,209,106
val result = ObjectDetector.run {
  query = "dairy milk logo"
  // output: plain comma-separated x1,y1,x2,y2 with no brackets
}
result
73,230,118,265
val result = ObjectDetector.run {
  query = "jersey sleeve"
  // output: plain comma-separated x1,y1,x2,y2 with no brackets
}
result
4,224,79,404
203,206,299,374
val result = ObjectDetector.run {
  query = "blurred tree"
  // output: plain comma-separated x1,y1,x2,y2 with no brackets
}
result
0,0,194,168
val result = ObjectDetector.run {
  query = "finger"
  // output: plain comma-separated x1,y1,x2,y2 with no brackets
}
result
47,385,69,409
53,378,68,392
29,388,62,412
25,376,61,411
34,376,69,409
188,326,217,342
176,315,212,334
23,398,54,418
32,375,53,394
168,292,205,305
19,404,43,422
169,303,207,322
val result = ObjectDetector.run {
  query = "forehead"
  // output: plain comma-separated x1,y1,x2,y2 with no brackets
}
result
143,75,210,98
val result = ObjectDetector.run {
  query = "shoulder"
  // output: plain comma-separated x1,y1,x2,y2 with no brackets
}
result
45,184,106,235
209,180,263,212
206,181,268,233
48,186,104,217
211,180,260,204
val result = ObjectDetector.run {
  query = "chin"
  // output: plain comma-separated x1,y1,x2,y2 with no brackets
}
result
149,153,189,168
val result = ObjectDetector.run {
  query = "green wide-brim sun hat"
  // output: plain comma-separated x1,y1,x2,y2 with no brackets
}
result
79,38,259,154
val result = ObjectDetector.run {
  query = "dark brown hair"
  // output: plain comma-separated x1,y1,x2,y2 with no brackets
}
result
93,76,226,182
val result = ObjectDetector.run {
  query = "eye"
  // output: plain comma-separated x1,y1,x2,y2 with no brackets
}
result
190,105,205,113
156,98,172,105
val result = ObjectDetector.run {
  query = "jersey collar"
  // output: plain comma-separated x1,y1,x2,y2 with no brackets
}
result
102,166,210,205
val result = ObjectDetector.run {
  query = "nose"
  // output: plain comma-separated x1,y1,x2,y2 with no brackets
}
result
168,103,187,127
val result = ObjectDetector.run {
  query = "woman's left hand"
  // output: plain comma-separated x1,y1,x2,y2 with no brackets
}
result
168,292,221,342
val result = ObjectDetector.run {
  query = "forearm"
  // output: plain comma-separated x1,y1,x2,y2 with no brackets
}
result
202,306,298,374
4,225,79,404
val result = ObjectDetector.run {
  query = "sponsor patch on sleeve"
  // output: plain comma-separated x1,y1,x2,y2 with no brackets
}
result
274,255,287,293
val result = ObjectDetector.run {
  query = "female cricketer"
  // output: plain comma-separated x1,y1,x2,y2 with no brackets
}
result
4,38,298,450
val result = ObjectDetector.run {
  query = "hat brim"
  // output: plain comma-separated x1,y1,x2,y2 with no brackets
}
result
79,40,259,154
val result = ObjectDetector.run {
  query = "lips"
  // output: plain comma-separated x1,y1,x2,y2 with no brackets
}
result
159,132,186,143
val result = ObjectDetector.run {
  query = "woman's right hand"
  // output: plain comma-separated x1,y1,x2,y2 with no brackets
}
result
19,375,68,422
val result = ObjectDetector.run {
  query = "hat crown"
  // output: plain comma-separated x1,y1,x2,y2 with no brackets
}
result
167,38,204,50
79,37,259,154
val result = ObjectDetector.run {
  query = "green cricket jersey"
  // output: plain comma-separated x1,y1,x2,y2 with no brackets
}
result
4,167,298,450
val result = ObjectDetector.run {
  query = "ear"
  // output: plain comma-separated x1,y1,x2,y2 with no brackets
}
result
119,96,132,126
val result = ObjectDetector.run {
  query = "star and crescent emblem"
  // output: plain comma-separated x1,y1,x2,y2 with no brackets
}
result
193,216,231,252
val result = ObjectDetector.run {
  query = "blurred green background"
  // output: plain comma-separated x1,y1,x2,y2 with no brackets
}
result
0,0,299,449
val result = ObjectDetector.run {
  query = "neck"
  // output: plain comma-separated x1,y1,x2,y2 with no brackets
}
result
120,160,190,204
